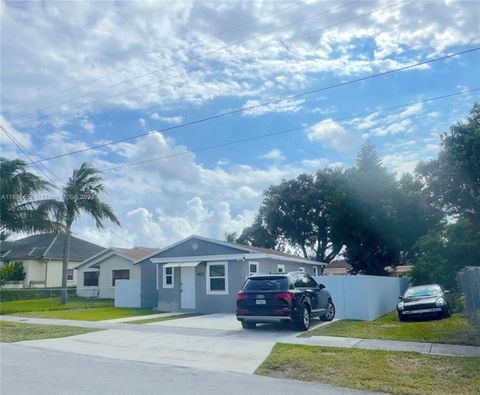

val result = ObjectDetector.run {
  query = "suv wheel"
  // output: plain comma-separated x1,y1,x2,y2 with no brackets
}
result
241,320,256,329
295,305,310,331
321,300,335,322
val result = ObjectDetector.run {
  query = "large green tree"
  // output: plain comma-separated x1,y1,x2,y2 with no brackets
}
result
52,163,120,304
238,168,347,263
340,142,401,274
0,157,61,235
411,219,480,290
417,103,480,226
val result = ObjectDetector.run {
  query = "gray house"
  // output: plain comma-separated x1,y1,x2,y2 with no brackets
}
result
136,235,326,313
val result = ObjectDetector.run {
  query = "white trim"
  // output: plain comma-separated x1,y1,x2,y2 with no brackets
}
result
162,266,174,288
76,248,137,270
43,234,59,258
248,261,259,276
151,253,326,266
206,261,228,295
156,264,159,290
134,235,255,264
277,264,285,273
164,261,201,268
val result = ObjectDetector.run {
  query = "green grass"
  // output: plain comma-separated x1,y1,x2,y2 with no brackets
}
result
256,343,480,395
0,321,100,342
0,297,113,315
305,312,480,346
1,297,154,321
129,313,202,324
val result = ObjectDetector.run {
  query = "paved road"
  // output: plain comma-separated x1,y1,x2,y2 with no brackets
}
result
1,343,377,395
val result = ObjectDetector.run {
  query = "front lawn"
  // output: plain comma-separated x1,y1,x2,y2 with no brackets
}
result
0,297,113,315
0,321,100,342
256,343,480,395
1,297,154,321
305,312,480,346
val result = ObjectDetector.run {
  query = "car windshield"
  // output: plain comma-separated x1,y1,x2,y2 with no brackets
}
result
404,285,441,298
243,277,288,291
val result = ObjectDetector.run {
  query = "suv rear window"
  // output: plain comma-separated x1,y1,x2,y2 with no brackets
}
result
242,277,288,292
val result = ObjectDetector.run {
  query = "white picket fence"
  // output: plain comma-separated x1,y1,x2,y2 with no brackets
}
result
313,275,410,321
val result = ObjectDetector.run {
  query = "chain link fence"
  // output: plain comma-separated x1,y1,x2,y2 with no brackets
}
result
458,267,480,335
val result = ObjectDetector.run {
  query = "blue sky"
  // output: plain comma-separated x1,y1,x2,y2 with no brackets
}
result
1,0,479,248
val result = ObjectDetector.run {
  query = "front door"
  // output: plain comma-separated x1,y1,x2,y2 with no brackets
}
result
180,267,196,309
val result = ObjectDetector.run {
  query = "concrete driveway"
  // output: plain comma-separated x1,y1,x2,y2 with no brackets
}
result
17,314,330,374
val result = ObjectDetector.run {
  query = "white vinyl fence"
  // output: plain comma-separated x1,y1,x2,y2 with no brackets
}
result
313,275,410,321
115,280,141,308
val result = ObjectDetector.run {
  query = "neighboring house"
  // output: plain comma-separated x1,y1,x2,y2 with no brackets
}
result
0,233,104,288
76,247,158,299
385,264,414,278
136,235,326,313
324,259,352,276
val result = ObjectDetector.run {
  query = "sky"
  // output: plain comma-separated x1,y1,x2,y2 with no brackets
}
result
1,0,479,249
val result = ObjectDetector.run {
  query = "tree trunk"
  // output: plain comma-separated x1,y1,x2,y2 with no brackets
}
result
60,223,72,304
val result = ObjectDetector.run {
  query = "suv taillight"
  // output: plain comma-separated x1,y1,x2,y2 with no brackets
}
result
236,292,248,301
274,292,295,301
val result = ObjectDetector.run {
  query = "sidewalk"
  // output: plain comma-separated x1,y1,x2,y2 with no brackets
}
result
288,335,480,357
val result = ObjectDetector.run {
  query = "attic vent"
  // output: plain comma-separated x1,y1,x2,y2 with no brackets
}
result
192,242,198,250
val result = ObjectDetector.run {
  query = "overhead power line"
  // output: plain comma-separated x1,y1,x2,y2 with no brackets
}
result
11,0,405,126
0,125,154,247
5,2,300,114
29,47,480,164
97,88,479,173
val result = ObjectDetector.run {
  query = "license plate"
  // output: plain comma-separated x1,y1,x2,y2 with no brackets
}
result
256,300,266,305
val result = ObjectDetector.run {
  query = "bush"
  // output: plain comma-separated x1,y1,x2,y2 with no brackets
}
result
0,262,26,285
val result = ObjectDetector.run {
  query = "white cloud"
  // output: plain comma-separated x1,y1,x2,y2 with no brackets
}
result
258,148,285,161
0,115,32,149
150,114,184,125
242,98,304,117
138,118,146,127
307,120,356,151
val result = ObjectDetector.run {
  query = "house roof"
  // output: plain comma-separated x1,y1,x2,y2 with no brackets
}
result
326,259,352,270
112,247,158,260
137,235,325,266
76,246,159,269
0,233,104,262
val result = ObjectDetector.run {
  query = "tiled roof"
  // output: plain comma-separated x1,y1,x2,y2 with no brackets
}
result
0,233,104,262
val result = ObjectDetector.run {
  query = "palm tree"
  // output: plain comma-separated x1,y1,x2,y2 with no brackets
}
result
54,162,120,304
0,157,61,234
225,231,238,243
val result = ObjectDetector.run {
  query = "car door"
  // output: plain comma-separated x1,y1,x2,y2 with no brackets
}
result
302,274,321,314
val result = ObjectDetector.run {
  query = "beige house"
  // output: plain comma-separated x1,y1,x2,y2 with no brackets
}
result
76,247,157,299
324,259,352,276
0,233,104,288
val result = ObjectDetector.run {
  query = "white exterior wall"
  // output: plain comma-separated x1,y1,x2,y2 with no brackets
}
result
77,254,140,299
45,260,79,288
22,259,45,287
313,275,410,321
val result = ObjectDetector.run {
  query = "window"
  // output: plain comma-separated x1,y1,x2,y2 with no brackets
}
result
112,269,129,286
313,266,318,276
248,262,259,277
67,269,74,281
299,267,305,272
163,266,174,288
277,264,285,273
207,262,228,294
83,271,98,286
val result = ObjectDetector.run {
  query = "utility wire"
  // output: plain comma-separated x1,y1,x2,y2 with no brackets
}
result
0,125,148,247
4,2,300,114
97,88,479,173
29,47,480,164
11,0,398,126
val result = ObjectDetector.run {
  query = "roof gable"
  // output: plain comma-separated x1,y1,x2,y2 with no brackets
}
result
137,235,254,262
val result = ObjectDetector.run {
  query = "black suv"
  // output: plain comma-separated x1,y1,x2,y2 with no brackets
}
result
236,272,335,331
